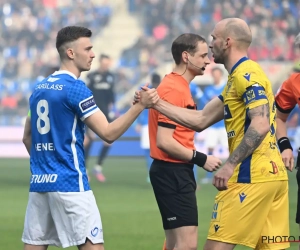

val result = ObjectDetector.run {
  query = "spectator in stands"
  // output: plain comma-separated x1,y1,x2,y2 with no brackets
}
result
0,0,112,125
1,0,300,126
123,0,299,90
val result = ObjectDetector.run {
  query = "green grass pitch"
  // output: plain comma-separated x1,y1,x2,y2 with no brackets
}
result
0,157,298,250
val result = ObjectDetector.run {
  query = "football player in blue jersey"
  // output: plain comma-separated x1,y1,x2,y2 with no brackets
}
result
21,26,158,250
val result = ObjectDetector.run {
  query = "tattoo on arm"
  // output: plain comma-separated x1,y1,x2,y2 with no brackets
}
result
227,103,270,166
247,103,270,119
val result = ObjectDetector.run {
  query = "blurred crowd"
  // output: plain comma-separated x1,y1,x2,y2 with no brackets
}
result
1,0,300,126
124,0,300,70
0,0,112,125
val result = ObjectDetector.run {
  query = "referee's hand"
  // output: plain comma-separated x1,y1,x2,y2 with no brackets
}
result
281,148,294,172
202,155,222,172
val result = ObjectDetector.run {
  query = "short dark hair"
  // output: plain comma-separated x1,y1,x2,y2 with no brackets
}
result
171,33,206,65
56,26,92,58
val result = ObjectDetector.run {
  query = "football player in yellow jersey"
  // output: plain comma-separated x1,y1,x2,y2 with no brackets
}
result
137,17,289,250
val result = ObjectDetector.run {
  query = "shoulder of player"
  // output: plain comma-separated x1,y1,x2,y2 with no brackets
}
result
66,79,89,92
233,62,266,83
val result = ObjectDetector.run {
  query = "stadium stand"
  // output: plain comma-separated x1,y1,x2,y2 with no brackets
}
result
0,0,112,125
1,0,300,158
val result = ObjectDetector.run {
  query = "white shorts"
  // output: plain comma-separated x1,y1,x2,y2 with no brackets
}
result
22,190,103,248
205,127,228,149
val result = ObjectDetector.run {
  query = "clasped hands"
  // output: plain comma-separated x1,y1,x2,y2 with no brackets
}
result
133,84,159,108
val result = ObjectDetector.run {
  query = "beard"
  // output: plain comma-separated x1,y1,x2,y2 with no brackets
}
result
213,53,224,64
212,47,226,64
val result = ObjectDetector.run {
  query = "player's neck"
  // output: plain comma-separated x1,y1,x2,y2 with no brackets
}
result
225,51,248,74
60,63,81,78
173,65,195,83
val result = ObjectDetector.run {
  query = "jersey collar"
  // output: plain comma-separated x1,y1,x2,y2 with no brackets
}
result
52,70,77,79
230,57,249,74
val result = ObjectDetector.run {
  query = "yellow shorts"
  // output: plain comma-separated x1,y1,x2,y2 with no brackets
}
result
207,181,289,250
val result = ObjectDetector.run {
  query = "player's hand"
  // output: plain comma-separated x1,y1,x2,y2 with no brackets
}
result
133,90,140,105
138,88,159,108
202,155,222,172
281,148,294,172
212,163,234,191
133,83,150,105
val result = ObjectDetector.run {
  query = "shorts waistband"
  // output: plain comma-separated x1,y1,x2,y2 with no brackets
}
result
152,159,194,169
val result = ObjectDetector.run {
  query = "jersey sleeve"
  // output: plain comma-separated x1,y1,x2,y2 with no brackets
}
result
275,76,297,113
67,80,99,121
218,87,225,103
235,72,268,110
158,89,185,129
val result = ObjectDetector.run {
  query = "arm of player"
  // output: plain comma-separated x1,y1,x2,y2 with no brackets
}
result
213,103,270,191
85,102,150,144
69,81,158,144
226,103,270,167
140,91,224,132
22,115,32,155
276,109,294,171
213,73,272,191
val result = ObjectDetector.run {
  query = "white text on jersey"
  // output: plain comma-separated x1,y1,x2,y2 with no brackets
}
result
30,174,58,184
35,143,55,151
35,83,63,91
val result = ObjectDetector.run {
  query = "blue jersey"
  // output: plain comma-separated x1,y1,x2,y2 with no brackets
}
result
203,83,225,128
29,70,99,192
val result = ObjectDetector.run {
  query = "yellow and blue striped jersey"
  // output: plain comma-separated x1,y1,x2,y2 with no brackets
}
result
219,57,288,183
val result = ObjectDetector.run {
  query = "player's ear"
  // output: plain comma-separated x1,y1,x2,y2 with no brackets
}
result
225,37,231,48
182,51,188,64
66,48,75,60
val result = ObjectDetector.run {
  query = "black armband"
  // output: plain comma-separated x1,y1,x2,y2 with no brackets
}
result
277,137,293,153
189,150,207,167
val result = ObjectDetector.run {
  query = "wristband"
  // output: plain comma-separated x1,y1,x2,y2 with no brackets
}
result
277,137,293,153
189,150,207,167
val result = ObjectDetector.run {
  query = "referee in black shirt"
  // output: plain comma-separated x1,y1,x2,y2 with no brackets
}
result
84,54,115,182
